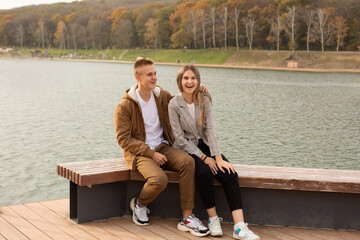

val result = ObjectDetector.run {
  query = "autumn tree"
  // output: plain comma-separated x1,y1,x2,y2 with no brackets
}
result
283,5,297,52
332,16,348,51
54,20,66,49
16,25,24,48
195,1,209,49
0,14,18,46
210,7,217,48
35,19,45,48
222,6,228,49
243,5,260,51
313,8,334,51
302,5,315,51
145,18,159,49
109,7,134,49
134,3,163,48
262,4,282,51
227,0,255,50
169,1,196,48
156,6,175,49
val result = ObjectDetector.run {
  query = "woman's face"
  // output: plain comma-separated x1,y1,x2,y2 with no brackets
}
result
181,70,198,95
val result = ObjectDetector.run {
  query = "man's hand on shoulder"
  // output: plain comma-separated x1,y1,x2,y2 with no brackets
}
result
152,152,168,166
199,84,209,93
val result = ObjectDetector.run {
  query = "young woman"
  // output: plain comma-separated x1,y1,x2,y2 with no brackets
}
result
168,65,260,240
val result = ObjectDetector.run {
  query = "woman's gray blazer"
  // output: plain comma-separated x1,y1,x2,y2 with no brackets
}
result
168,93,221,158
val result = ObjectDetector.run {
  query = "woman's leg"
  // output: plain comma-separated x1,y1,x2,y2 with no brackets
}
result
214,154,243,213
191,153,216,211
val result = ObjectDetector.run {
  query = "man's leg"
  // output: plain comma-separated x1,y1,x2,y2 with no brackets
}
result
135,156,168,206
131,156,168,225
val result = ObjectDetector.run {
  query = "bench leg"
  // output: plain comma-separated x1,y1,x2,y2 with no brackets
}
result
69,181,127,223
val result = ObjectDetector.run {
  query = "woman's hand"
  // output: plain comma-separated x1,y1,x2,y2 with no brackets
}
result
215,156,235,174
204,156,218,175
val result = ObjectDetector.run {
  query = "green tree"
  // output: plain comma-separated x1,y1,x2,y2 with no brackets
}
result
156,6,175,49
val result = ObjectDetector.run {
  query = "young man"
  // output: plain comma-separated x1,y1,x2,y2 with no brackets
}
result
114,58,210,237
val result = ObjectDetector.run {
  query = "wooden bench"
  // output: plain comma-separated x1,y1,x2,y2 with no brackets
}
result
57,158,360,230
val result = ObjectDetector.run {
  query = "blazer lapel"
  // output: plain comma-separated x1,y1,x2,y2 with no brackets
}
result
177,94,198,137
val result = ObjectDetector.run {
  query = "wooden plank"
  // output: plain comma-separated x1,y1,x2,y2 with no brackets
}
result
294,228,360,240
9,204,74,240
94,219,143,240
25,202,97,240
273,226,326,240
0,206,52,239
244,224,300,240
146,217,206,240
290,228,346,240
73,221,122,240
79,170,130,186
40,199,70,219
235,165,360,184
111,215,168,240
0,214,28,240
42,199,125,240
0,233,6,240
221,223,278,240
153,217,232,240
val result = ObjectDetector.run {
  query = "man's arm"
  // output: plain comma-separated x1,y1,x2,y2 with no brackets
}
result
114,101,155,158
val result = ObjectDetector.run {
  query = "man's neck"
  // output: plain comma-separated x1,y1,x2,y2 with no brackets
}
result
137,85,152,102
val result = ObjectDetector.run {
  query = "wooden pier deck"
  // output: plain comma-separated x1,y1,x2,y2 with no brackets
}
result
1,198,360,240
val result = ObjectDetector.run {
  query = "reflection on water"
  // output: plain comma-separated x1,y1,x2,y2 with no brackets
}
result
0,58,359,206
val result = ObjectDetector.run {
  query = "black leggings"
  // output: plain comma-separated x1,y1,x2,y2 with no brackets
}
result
190,140,243,212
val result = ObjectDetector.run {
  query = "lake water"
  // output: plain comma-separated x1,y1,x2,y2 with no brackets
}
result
0,58,359,207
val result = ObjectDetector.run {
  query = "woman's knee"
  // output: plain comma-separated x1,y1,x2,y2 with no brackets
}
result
219,171,239,185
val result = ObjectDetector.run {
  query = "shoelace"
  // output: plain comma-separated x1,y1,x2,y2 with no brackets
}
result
240,223,256,236
192,216,206,229
209,217,223,226
137,205,150,219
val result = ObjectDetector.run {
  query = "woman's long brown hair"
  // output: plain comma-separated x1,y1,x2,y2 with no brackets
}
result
176,64,212,129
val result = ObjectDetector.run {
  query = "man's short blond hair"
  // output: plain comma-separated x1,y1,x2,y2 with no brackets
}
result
134,58,154,75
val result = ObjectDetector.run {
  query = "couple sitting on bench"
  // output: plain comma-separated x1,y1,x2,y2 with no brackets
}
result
114,58,259,240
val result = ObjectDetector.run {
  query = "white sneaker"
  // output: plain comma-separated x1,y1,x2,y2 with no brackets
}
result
130,197,150,226
177,214,210,237
208,216,223,236
233,223,260,240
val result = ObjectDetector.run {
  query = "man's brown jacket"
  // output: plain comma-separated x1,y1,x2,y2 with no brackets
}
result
114,84,173,169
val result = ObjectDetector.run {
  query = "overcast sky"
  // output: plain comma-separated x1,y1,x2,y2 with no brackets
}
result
0,0,79,10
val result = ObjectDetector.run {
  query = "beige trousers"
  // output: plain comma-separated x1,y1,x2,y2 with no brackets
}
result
135,143,195,210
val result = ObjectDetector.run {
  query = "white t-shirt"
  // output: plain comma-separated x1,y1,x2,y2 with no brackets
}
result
186,102,196,122
136,89,165,149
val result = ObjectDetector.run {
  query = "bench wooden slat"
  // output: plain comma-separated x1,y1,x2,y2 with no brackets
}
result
57,158,360,193
79,170,130,186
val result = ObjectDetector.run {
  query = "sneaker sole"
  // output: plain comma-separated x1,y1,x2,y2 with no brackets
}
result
233,233,260,240
130,197,149,226
210,231,223,236
177,222,210,237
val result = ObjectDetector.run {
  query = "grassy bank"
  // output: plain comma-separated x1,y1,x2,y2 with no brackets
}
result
3,48,360,71
226,50,360,70
13,48,234,65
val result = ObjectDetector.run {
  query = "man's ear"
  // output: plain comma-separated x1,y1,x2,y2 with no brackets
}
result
135,74,140,82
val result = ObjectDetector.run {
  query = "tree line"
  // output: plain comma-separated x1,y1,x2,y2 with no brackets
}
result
1,0,359,52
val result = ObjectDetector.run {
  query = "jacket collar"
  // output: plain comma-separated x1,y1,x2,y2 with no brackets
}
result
127,84,161,102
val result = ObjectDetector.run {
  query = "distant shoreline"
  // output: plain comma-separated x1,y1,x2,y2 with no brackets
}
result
2,55,360,73
49,57,360,73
